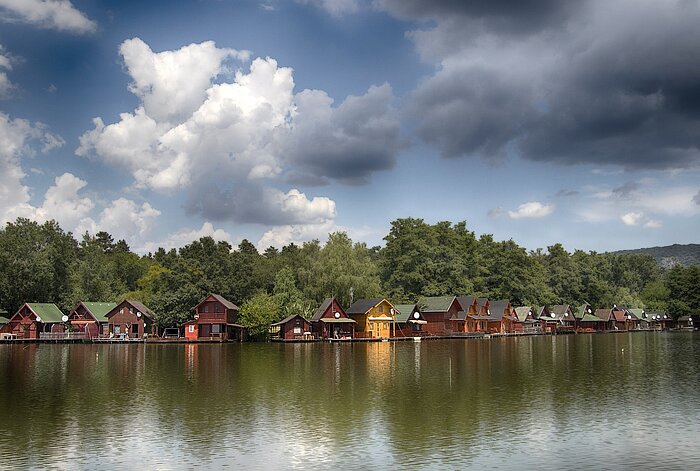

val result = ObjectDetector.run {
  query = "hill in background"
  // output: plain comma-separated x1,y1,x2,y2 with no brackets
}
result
614,244,700,268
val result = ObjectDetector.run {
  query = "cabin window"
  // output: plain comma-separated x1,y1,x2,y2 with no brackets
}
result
293,327,302,334
378,306,384,313
132,324,139,335
129,307,134,314
215,304,221,312
211,324,221,334
114,325,121,335
204,305,209,313
188,325,195,333
384,322,388,329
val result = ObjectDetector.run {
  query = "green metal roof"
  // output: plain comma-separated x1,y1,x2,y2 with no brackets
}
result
27,303,64,323
418,296,456,312
581,313,604,322
394,304,419,323
82,302,118,322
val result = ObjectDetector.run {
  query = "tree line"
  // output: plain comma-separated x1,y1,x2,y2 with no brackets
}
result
0,217,698,336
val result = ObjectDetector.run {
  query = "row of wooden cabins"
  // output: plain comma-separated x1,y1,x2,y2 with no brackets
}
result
270,295,691,341
1,293,696,342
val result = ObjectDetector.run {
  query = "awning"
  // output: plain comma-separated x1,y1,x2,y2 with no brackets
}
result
368,316,394,321
320,318,356,324
408,320,427,325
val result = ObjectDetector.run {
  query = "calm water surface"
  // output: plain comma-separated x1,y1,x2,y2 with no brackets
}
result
1,332,699,470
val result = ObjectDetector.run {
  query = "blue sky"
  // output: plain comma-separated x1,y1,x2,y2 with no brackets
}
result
1,0,699,253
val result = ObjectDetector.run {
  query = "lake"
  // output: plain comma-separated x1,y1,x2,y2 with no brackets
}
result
1,332,699,470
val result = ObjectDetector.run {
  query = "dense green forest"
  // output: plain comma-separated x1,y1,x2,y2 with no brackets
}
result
1,218,698,333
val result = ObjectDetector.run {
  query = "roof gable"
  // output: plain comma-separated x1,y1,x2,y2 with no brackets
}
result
271,314,310,326
196,293,239,311
311,297,349,322
107,300,155,320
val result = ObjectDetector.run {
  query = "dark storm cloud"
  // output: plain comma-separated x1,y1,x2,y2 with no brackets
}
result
285,83,401,185
398,0,700,171
376,0,578,32
183,178,334,226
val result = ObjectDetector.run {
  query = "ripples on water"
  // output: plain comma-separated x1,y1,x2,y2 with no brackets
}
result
1,332,699,470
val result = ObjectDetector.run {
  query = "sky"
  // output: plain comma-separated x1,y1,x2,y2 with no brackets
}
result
0,0,699,254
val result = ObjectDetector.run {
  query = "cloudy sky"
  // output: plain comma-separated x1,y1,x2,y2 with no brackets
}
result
1,0,699,253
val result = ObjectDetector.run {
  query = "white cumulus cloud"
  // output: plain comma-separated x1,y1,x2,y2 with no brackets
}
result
621,211,643,226
508,201,554,219
77,38,400,231
0,0,96,33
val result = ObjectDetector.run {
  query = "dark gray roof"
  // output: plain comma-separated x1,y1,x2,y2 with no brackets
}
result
271,314,309,326
456,296,475,312
488,300,510,321
347,298,384,315
311,298,334,322
451,311,468,321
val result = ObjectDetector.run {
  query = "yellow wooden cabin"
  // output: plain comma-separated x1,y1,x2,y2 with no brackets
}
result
346,298,397,339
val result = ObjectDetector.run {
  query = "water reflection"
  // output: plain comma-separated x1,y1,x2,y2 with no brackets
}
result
1,333,699,469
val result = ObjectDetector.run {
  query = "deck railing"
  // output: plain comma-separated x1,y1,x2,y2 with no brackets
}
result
39,332,88,340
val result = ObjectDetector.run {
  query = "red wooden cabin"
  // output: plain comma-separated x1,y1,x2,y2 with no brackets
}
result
106,300,155,338
270,314,313,340
68,302,116,338
6,303,65,339
184,294,244,341
418,296,463,335
393,304,427,337
310,298,355,339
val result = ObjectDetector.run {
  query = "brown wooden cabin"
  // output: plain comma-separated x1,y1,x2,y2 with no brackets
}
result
677,314,700,331
184,294,244,341
648,311,674,330
5,303,65,339
68,302,116,338
417,296,462,335
610,305,634,330
393,304,427,337
106,300,155,338
594,308,617,331
536,306,560,333
310,297,355,339
270,314,313,340
579,313,607,331
514,307,541,333
463,297,491,333
346,298,396,339
485,300,517,334
574,303,594,330
548,305,576,332
451,296,478,333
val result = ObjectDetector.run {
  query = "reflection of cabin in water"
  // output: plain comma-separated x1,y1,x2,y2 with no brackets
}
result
347,298,396,339
106,300,155,338
310,298,355,340
184,294,244,341
69,301,116,337
393,304,427,337
5,303,65,339
270,314,313,340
